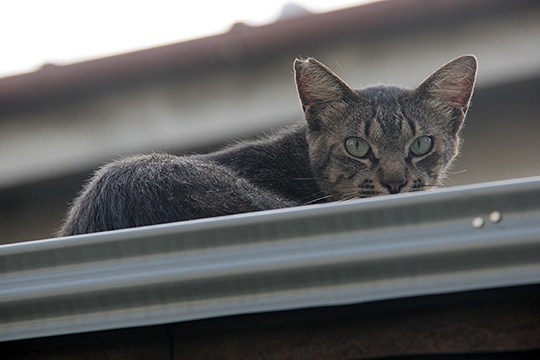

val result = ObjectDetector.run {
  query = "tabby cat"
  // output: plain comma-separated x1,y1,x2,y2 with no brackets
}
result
58,55,477,236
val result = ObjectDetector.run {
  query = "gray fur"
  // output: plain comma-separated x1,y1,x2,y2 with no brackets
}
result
58,55,477,236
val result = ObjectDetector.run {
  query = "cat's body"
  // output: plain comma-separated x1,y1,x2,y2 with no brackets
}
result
58,56,477,236
59,125,314,235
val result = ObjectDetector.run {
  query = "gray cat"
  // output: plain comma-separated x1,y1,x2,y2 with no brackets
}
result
58,55,477,236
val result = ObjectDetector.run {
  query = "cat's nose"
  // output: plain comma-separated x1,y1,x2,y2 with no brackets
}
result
381,179,406,194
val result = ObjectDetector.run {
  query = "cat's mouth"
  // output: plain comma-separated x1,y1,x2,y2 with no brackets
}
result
349,179,434,199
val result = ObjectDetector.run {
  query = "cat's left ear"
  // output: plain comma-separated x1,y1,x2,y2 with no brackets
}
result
416,55,478,133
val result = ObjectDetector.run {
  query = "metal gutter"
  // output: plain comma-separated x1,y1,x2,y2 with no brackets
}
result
1,176,540,342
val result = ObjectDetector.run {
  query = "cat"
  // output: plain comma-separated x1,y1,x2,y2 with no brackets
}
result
58,55,477,236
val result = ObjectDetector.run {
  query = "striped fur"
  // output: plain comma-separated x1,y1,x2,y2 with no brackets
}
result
59,56,476,235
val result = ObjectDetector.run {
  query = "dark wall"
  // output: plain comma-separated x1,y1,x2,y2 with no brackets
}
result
2,286,539,359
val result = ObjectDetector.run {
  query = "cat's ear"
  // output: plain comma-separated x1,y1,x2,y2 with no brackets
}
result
294,58,357,130
416,55,478,133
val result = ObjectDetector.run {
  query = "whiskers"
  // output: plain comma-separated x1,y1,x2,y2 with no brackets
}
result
302,178,446,207
404,179,444,193
421,183,445,189
291,177,317,181
335,179,382,200
303,190,381,206
448,169,468,176
303,194,334,205
340,192,381,201
355,180,379,198
442,169,468,187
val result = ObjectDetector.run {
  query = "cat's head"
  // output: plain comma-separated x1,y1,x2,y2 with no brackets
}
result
294,55,477,200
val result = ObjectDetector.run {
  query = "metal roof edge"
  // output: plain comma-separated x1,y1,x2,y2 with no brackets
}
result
1,176,540,341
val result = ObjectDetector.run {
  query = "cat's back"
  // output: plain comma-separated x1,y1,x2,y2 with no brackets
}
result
58,153,293,236
59,153,208,235
84,153,217,201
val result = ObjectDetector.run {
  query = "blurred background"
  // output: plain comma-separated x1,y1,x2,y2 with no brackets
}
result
1,0,539,243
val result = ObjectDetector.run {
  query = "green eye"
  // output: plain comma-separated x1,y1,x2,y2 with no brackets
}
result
410,136,433,156
344,137,371,158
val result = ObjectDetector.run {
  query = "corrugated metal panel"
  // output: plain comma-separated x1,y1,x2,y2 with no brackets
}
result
1,176,540,342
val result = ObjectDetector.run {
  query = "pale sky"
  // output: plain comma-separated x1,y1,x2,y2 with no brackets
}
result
1,0,375,78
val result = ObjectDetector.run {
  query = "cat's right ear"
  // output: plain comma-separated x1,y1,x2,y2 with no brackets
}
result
294,58,357,130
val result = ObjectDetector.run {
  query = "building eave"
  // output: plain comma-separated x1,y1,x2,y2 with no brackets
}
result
0,0,535,110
